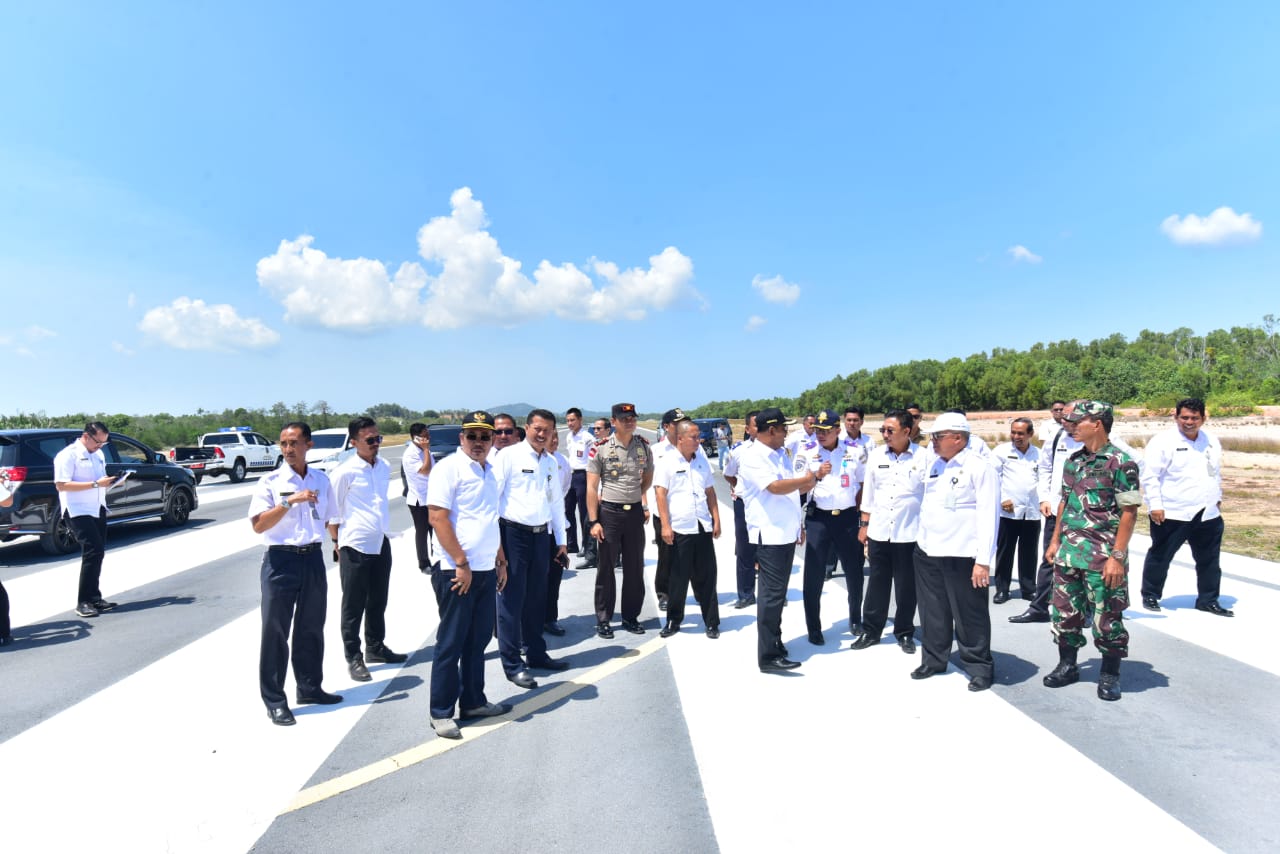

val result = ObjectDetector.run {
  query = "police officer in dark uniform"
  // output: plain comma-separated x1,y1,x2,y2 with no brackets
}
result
586,403,654,638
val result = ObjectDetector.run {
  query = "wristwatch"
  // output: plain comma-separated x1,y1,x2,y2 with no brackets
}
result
589,519,599,527
1111,548,1128,561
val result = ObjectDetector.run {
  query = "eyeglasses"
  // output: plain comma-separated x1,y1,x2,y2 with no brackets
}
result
1051,408,1065,414
494,428,516,436
879,427,898,434
464,432,493,442
86,433,108,446
593,425,609,430
362,436,384,446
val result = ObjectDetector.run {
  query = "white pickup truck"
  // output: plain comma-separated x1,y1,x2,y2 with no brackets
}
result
173,428,282,483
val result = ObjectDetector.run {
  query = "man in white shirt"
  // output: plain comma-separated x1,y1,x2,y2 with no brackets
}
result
402,422,434,573
425,411,511,739
912,412,1000,692
652,408,695,612
723,411,760,608
738,407,817,673
1039,400,1068,444
563,407,595,566
853,408,926,654
53,421,119,617
831,406,875,580
249,421,343,726
493,408,570,688
1139,398,1232,616
796,410,861,646
0,470,14,645
655,419,722,639
329,417,406,684
990,418,1042,604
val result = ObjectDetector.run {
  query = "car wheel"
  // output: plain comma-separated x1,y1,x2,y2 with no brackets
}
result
40,513,78,555
230,458,247,483
162,487,194,526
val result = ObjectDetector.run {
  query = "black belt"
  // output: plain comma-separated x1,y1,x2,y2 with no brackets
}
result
500,518,548,534
600,500,642,511
268,543,321,554
807,505,856,517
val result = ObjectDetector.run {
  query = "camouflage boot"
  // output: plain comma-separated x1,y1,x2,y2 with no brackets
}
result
1043,645,1080,688
1098,654,1122,701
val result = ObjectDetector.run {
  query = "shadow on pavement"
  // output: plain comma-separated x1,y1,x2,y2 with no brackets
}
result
4,618,93,650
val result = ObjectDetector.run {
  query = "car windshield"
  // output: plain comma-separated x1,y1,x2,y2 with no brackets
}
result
202,434,242,445
428,425,463,453
311,433,347,450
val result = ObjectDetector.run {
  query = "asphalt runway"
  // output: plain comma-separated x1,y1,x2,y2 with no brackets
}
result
1,441,1277,853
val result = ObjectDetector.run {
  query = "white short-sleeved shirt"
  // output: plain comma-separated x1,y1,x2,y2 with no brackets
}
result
53,438,107,517
1038,427,1079,509
492,439,567,546
402,442,431,507
722,437,753,499
249,465,337,547
329,453,393,553
918,448,1000,564
990,442,1041,520
1140,427,1222,522
737,441,803,545
565,427,594,472
654,450,715,534
426,448,500,572
794,442,858,511
862,443,928,542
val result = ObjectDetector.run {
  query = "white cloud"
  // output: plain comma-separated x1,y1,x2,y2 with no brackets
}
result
256,187,702,331
744,315,767,333
0,325,57,357
1161,206,1262,246
111,341,135,356
751,274,801,305
138,297,280,351
1007,245,1043,264
25,325,56,340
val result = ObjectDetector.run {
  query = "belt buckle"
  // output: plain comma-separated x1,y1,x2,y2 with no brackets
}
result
831,509,840,516
622,504,632,511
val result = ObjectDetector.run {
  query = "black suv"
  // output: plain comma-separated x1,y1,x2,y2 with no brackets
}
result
427,424,463,462
0,429,200,554
691,418,733,458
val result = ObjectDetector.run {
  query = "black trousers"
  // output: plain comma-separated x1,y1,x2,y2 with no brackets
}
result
802,509,861,634
732,497,757,599
68,508,107,605
545,548,565,624
654,512,671,596
669,528,720,628
914,547,993,680
1140,510,1224,607
497,522,550,673
567,470,595,559
756,543,796,664
1026,514,1057,617
595,502,646,622
994,517,1041,597
339,537,392,660
407,503,434,571
863,539,917,639
429,568,496,719
259,547,328,708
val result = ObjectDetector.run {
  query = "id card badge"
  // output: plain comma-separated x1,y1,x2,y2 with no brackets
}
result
840,473,851,488
943,476,959,510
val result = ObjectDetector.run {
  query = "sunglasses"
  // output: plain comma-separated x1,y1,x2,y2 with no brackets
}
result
464,432,493,442
362,436,384,446
494,428,516,435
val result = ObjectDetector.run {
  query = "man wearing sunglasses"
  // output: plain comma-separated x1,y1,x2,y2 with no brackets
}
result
329,416,407,683
490,414,520,456
53,421,120,618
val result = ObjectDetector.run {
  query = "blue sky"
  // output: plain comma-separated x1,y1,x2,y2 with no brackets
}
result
2,3,1276,418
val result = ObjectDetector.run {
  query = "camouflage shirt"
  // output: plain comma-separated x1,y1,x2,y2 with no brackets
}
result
1057,442,1142,571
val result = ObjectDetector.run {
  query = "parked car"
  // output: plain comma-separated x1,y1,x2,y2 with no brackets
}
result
427,424,463,462
166,446,220,483
306,427,353,471
167,427,281,483
691,418,732,457
0,428,200,554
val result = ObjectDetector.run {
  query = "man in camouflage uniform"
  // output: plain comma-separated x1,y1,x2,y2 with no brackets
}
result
1043,400,1141,701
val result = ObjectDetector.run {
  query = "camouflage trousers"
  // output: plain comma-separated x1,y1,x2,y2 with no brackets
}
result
1050,563,1129,657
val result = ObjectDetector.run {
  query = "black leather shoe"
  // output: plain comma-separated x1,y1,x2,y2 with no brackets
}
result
849,622,866,640
268,706,296,726
92,598,119,612
0,635,13,647
596,621,614,639
1141,596,1162,612
968,676,992,692
993,590,1010,604
733,595,756,609
366,645,408,664
507,670,538,689
75,602,100,618
543,621,567,636
1009,610,1049,624
348,658,372,682
910,665,944,680
1042,662,1080,688
759,657,802,673
657,594,669,611
897,635,916,654
529,656,569,672
808,631,825,645
1097,672,1122,701
296,690,343,705
706,626,720,639
577,559,597,569
660,622,678,638
850,634,880,650
621,618,646,634
1196,602,1235,617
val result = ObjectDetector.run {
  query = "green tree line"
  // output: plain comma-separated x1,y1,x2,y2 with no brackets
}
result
687,316,1280,419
